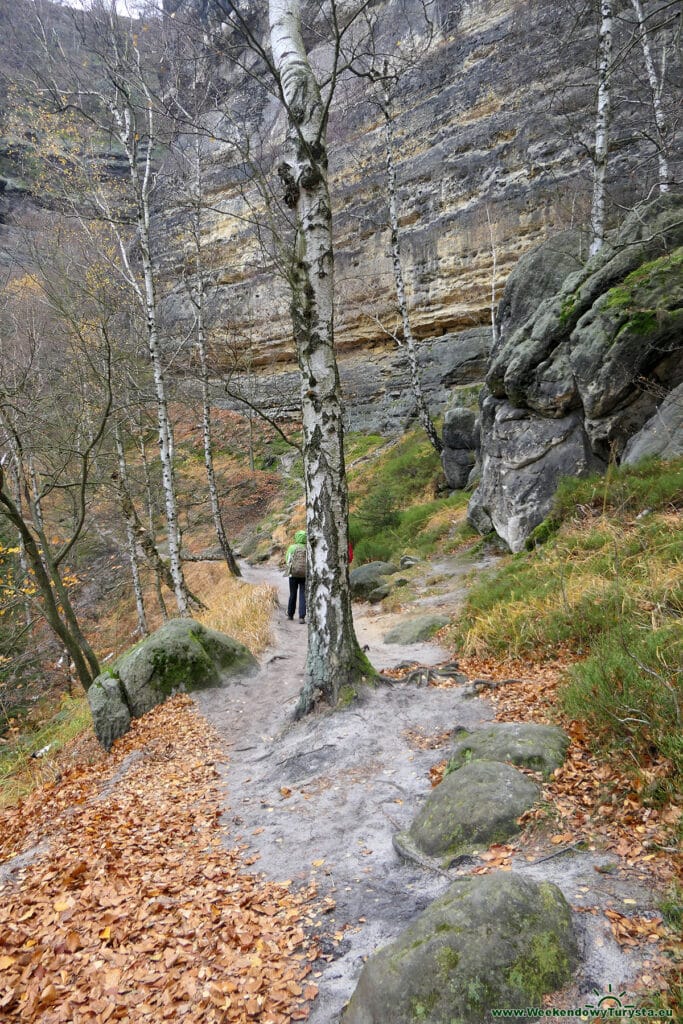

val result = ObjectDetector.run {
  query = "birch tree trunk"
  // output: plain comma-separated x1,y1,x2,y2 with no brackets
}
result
186,134,241,577
269,0,372,715
133,163,190,616
630,0,670,193
115,424,148,636
196,302,242,577
382,83,442,455
140,433,169,620
590,0,613,258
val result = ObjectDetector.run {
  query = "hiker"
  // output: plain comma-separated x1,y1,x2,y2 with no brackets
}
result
285,529,307,623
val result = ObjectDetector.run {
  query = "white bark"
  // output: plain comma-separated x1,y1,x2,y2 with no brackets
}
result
269,0,371,714
140,433,169,621
186,131,240,577
133,159,190,616
486,205,500,347
382,84,442,455
115,425,148,637
630,0,670,193
99,17,189,616
590,0,613,258
196,307,241,577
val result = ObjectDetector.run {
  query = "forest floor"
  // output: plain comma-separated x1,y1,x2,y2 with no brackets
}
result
0,553,680,1023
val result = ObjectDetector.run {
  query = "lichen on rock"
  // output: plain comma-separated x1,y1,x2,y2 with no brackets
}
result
446,722,569,779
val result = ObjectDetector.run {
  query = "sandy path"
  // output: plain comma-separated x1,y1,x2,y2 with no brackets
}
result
193,559,642,1023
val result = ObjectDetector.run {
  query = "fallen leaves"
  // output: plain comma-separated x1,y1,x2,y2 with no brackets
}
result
604,909,665,949
0,696,324,1023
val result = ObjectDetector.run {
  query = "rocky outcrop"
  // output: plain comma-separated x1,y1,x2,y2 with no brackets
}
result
342,871,578,1024
163,0,682,435
394,760,540,866
470,195,683,551
88,619,257,749
213,327,491,435
622,381,683,464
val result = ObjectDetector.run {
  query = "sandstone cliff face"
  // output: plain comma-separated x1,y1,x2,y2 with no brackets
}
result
164,0,679,429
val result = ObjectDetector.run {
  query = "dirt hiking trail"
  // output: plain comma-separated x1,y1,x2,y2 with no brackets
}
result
193,557,652,1024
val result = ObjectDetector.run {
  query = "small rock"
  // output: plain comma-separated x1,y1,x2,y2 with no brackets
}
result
383,615,449,645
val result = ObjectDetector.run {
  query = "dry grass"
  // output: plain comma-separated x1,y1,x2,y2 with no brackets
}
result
455,507,683,659
187,562,277,655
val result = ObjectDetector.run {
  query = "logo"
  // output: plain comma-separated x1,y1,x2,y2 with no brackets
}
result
584,984,636,1016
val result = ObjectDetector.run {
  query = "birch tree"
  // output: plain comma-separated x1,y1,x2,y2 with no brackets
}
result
590,0,614,257
114,421,149,636
375,59,442,455
629,0,671,192
169,78,242,577
27,0,192,615
268,0,373,714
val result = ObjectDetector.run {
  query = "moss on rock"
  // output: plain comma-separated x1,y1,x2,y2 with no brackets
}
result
398,760,540,865
445,722,569,779
342,871,578,1024
87,619,257,749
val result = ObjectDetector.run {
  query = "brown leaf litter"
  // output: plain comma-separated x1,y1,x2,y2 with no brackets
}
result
0,696,326,1023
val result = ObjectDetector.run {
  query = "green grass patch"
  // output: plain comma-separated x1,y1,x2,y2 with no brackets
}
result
448,457,683,786
347,427,469,563
0,695,92,807
560,623,682,781
344,432,386,463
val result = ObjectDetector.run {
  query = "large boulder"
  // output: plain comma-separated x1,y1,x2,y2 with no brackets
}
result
349,561,399,601
468,396,602,552
471,195,683,550
88,619,257,749
394,760,540,866
447,722,569,779
342,871,578,1024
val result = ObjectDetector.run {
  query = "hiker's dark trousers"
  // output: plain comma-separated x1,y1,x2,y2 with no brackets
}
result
288,576,306,619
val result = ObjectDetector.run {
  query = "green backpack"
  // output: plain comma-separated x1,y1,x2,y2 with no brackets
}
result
289,545,307,577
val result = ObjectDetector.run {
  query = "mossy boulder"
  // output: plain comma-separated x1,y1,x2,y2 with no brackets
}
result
384,615,449,645
350,561,399,600
395,761,540,866
88,619,257,749
447,722,569,779
342,871,578,1024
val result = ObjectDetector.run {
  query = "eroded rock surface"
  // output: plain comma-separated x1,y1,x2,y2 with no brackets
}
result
342,871,578,1024
441,407,479,490
470,195,683,551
